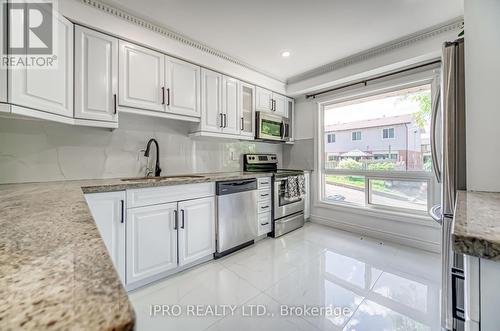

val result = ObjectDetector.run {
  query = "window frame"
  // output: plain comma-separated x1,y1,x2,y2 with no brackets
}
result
327,133,336,143
382,127,395,140
351,131,362,141
316,70,440,218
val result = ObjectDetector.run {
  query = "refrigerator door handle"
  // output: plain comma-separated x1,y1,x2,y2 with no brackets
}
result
431,87,442,183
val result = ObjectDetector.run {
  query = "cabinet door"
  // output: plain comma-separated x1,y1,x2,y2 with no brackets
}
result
85,192,126,285
118,41,164,112
273,93,288,118
74,26,118,122
9,14,73,117
0,0,6,104
165,57,200,117
256,87,273,112
222,76,240,135
240,83,255,138
126,203,178,285
178,197,215,266
200,68,223,133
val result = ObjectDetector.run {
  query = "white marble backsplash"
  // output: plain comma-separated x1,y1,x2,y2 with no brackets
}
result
0,114,283,184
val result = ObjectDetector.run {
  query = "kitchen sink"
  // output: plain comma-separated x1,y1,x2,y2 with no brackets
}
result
121,175,206,182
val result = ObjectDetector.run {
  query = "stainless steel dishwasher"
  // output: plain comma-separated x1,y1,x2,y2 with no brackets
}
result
215,178,257,258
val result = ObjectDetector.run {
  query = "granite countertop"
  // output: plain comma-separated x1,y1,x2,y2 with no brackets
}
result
452,190,500,261
0,172,271,330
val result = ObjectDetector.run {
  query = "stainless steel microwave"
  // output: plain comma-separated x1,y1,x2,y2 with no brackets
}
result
255,111,290,142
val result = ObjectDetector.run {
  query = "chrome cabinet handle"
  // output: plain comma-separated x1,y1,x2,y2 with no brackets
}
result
260,193,269,197
261,222,269,226
161,87,165,105
219,113,224,128
223,114,227,128
261,206,269,209
180,209,185,229
113,94,117,115
166,88,171,106
241,117,244,130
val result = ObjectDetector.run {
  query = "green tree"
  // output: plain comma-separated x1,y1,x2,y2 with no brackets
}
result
396,91,432,129
411,92,431,129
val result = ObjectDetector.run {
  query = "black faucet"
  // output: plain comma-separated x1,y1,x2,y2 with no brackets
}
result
144,138,162,177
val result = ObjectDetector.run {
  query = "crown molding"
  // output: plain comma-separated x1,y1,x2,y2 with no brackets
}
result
287,17,464,84
79,0,287,83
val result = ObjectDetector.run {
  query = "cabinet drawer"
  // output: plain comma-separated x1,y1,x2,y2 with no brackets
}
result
258,212,272,236
257,177,271,189
257,200,271,214
127,182,215,208
258,189,271,202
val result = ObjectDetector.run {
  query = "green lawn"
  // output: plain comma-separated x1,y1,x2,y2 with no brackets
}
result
325,175,390,192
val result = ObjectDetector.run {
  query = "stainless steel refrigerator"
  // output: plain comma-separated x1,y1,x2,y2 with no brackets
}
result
429,38,467,331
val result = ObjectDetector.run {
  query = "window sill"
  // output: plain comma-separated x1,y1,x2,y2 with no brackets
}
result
313,199,440,229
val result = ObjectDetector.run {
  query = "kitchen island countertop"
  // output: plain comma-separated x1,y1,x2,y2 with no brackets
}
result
453,190,500,261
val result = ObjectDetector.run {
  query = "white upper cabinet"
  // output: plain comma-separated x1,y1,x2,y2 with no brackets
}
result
222,76,240,135
178,197,215,266
126,202,178,285
74,26,118,122
0,0,6,104
240,83,255,138
118,41,165,112
165,57,200,118
85,192,126,285
273,93,287,118
200,68,223,133
256,87,273,112
9,14,73,117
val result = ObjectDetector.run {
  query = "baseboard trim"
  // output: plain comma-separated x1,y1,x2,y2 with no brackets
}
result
310,214,440,253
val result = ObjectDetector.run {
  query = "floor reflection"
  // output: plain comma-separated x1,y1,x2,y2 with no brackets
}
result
129,223,441,331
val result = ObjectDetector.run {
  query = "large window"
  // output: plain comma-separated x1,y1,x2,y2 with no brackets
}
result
320,82,436,215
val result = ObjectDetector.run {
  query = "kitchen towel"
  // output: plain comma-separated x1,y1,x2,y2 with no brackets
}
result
285,175,306,200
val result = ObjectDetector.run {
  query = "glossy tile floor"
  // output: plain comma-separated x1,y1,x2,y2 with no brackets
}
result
129,223,441,331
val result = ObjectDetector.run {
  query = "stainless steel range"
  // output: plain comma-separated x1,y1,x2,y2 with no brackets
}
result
244,154,305,237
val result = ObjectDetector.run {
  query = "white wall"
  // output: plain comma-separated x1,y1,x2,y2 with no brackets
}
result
0,115,282,184
464,0,500,192
287,25,460,97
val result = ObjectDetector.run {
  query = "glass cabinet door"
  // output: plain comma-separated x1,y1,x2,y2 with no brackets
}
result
240,83,255,137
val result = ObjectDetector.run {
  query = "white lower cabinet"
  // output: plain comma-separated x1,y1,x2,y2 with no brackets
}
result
256,177,272,236
178,197,216,266
126,202,179,285
85,184,216,290
463,255,500,331
84,192,126,285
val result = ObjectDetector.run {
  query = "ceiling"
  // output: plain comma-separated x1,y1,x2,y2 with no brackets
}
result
104,0,463,82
